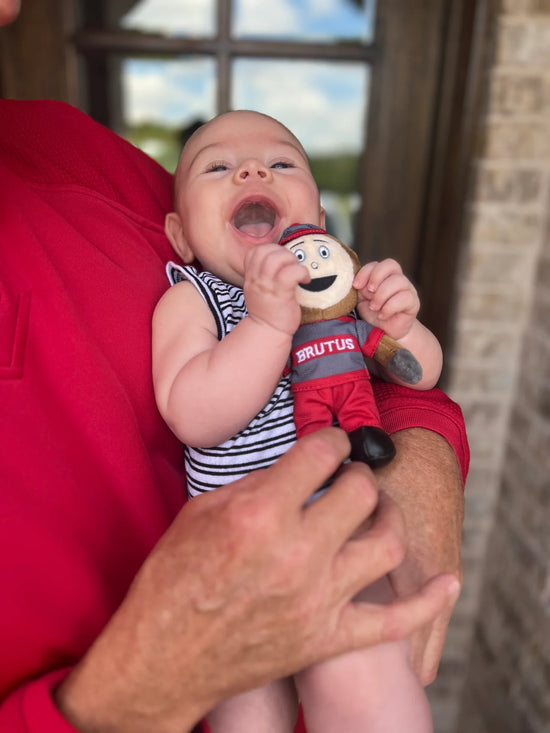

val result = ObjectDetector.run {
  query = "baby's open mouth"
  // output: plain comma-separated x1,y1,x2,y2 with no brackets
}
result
233,200,276,237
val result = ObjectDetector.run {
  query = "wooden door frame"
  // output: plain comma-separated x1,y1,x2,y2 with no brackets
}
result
358,0,498,368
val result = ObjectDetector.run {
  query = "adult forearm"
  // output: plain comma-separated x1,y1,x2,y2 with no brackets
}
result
376,428,464,683
378,428,463,579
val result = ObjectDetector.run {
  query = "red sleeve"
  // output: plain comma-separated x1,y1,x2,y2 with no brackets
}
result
373,379,470,484
359,324,385,359
0,671,79,733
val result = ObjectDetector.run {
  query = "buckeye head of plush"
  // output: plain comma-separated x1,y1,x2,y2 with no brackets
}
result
279,224,360,325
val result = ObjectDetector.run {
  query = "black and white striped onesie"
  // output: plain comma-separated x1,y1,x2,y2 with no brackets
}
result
166,263,297,498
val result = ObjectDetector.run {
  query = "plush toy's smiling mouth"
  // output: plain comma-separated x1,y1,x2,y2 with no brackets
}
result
299,275,337,292
233,199,276,237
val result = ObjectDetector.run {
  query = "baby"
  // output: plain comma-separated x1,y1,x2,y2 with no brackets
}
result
152,109,442,733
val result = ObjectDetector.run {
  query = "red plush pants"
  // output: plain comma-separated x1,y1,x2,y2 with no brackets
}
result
293,378,382,437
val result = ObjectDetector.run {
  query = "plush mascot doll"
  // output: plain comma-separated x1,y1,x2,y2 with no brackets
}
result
280,223,423,469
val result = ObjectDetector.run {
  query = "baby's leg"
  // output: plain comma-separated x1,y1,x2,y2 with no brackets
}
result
295,576,432,733
206,677,298,733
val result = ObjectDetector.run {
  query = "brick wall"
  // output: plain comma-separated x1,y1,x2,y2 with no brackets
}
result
426,1,550,731
457,203,550,733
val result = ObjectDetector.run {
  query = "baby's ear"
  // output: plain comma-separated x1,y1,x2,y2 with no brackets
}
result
165,212,194,262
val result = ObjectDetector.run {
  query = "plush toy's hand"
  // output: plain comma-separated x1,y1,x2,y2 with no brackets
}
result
354,259,420,340
243,243,310,336
374,335,423,385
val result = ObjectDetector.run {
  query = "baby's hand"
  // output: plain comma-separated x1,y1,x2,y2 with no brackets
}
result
243,243,310,336
353,259,420,340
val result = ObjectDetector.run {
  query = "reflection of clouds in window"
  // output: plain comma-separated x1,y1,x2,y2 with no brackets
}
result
122,59,216,125
232,60,368,155
121,0,215,37
234,0,375,41
233,0,298,37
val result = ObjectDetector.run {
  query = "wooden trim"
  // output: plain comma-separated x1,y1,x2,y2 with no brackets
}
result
216,0,231,113
357,0,448,271
357,0,498,373
71,29,376,62
0,0,76,102
416,0,499,368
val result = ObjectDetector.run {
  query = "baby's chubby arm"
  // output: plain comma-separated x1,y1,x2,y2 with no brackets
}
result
152,244,308,447
353,259,442,389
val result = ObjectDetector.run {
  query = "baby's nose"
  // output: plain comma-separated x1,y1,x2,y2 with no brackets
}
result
234,159,271,182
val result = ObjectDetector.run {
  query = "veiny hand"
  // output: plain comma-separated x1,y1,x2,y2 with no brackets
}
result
243,243,309,335
353,258,420,340
55,428,459,732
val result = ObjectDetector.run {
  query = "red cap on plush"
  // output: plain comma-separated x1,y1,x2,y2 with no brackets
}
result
279,223,328,247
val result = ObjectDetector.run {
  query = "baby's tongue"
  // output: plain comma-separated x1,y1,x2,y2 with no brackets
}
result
234,201,275,238
238,221,272,237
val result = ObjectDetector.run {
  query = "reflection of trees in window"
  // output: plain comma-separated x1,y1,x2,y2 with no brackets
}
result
75,0,376,243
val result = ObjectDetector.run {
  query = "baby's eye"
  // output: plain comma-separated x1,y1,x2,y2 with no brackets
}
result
318,246,330,259
294,249,306,262
206,161,229,173
271,161,293,169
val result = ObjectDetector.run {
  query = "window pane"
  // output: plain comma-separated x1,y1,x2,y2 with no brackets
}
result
233,0,376,43
232,58,370,244
119,57,216,172
114,0,216,38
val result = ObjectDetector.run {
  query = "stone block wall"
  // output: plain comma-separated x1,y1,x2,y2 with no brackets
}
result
427,1,550,731
457,201,550,733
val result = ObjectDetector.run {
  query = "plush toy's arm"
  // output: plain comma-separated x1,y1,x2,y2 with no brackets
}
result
358,322,423,386
374,334,423,385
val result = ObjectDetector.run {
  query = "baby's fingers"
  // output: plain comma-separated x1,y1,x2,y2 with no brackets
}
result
372,288,419,321
353,258,402,294
366,273,418,312
353,261,378,291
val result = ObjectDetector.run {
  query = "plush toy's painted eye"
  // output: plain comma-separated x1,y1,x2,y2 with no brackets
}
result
318,245,330,259
295,249,306,262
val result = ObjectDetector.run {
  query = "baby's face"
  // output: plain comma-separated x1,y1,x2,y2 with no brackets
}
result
169,111,324,287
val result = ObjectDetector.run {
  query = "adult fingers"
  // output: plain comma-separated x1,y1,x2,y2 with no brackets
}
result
265,427,351,509
413,590,459,685
337,573,461,653
332,491,409,601
303,461,379,553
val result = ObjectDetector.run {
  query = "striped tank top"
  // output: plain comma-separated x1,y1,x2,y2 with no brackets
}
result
166,263,297,498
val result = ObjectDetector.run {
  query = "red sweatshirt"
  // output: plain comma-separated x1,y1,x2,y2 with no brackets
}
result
0,100,469,732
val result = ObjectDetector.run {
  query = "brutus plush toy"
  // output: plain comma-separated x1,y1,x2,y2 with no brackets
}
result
280,223,423,469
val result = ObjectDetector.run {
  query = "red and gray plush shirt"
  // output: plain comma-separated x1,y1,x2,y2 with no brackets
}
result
289,316,384,391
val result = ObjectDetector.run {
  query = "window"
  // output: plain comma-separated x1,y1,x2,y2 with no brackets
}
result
74,0,378,246
20,0,490,361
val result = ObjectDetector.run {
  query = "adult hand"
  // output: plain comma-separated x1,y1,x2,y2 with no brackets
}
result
377,428,464,685
55,428,458,732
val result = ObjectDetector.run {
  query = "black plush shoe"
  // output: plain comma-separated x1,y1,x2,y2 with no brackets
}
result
348,426,396,469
